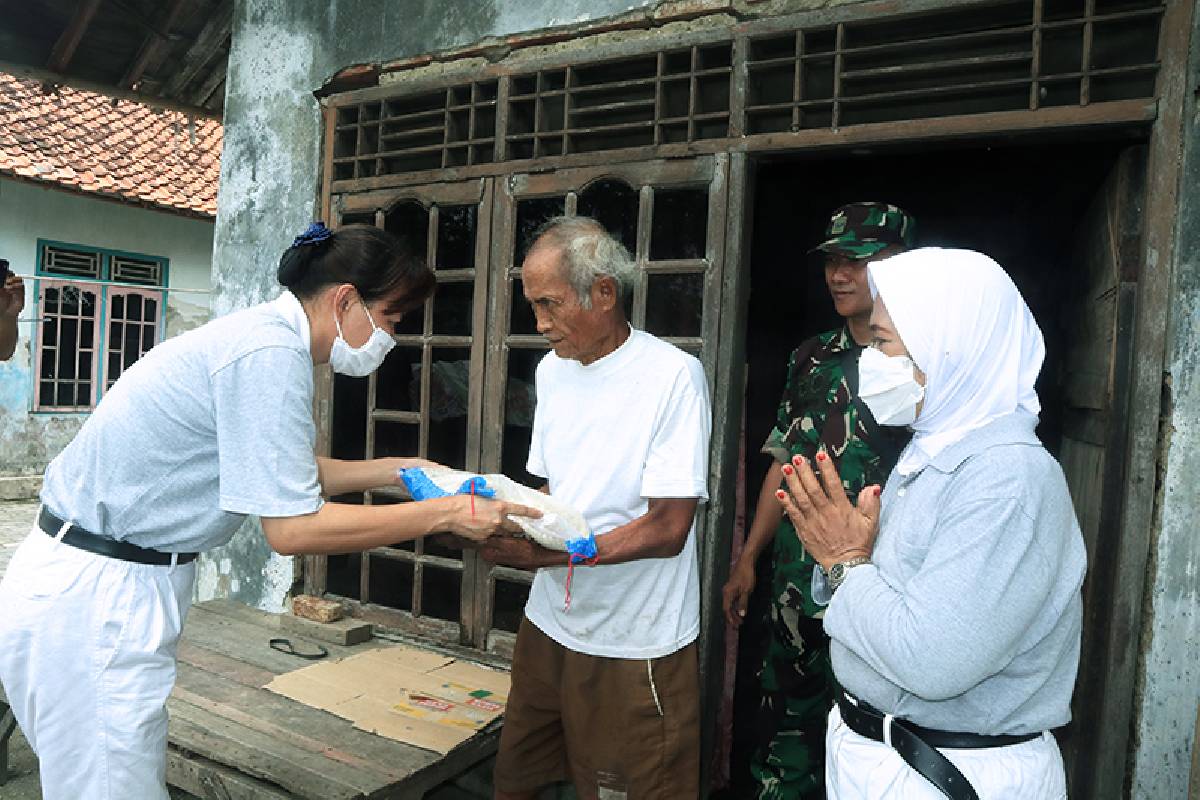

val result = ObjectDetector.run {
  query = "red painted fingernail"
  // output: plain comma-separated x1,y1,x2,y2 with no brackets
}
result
776,490,787,500
793,455,804,465
874,486,882,496
817,452,827,462
782,464,794,475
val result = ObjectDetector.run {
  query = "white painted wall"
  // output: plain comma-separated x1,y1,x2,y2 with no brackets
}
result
0,177,215,479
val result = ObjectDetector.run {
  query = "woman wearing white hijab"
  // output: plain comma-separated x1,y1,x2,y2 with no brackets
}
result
777,248,1086,799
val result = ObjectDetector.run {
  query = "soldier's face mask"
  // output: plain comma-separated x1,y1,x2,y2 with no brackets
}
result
858,346,925,427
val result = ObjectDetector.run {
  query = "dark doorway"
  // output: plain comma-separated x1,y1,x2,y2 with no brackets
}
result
727,137,1144,797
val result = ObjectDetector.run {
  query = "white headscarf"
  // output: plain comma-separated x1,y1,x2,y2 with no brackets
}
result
867,248,1045,475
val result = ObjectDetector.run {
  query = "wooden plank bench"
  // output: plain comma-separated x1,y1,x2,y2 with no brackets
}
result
169,599,502,799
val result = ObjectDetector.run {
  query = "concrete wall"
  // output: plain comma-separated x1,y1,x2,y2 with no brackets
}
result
0,177,214,487
1130,2,1200,796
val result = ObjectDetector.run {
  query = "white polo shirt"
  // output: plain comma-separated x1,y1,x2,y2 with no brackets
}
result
39,292,324,553
524,328,712,659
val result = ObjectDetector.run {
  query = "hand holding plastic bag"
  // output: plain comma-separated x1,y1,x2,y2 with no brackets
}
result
399,467,590,551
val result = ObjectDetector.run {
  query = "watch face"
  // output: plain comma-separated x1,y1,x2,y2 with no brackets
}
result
830,563,846,581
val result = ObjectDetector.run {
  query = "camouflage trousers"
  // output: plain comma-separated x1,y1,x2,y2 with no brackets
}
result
749,522,835,800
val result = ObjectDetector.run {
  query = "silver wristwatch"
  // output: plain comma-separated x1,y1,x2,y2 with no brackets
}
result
828,556,872,592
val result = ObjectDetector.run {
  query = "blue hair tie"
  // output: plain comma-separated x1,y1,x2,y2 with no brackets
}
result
293,221,333,248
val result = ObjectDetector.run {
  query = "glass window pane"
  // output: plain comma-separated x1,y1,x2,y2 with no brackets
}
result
436,204,476,270
514,196,566,266
577,179,639,256
127,294,143,319
493,579,531,634
431,280,473,336
385,200,430,262
651,188,708,261
645,272,704,338
367,556,414,611
502,347,546,486
420,565,462,622
110,293,123,317
332,373,369,460
374,420,420,458
123,322,140,359
509,277,538,335
143,297,158,322
375,346,421,412
427,347,472,469
327,553,362,600
142,325,155,352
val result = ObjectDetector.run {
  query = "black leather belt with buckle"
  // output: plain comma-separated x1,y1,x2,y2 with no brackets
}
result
836,689,1041,800
38,506,198,566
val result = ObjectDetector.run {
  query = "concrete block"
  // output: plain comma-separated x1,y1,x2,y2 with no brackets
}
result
280,613,372,646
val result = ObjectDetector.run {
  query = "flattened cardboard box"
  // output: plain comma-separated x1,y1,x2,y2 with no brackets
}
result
266,644,509,754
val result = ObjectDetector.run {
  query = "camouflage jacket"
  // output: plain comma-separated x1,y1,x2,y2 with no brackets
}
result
762,326,908,498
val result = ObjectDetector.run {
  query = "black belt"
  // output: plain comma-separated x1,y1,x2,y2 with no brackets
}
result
38,507,198,566
836,690,1041,800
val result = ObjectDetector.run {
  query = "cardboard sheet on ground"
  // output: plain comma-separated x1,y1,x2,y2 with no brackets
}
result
266,644,509,754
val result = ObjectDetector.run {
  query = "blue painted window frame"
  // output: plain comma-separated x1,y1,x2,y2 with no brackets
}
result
32,239,170,412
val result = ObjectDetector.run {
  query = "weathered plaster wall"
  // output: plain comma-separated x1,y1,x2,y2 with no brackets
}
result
1130,2,1200,796
0,177,213,481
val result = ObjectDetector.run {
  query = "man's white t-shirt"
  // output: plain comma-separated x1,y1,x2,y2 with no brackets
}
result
524,328,712,659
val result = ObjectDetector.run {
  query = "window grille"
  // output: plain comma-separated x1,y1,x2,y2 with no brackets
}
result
505,43,734,159
42,245,101,279
327,0,1164,178
111,256,164,286
36,282,100,411
332,80,499,181
104,289,161,389
744,0,1164,133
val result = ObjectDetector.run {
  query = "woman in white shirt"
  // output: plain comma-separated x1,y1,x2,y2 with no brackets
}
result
0,222,538,800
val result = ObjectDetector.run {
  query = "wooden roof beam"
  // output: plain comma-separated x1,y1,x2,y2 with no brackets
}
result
163,0,232,99
120,0,191,90
191,53,228,109
46,0,105,74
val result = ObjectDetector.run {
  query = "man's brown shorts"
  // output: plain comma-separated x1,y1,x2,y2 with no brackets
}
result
493,617,700,799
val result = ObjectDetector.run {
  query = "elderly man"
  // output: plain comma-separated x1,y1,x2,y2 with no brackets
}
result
723,202,915,798
481,216,712,800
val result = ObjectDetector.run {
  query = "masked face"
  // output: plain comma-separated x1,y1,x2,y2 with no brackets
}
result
329,297,395,377
858,346,925,426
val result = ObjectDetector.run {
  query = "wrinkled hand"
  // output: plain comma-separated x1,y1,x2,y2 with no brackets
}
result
722,561,756,628
776,449,881,572
478,534,560,570
444,496,541,543
0,275,25,318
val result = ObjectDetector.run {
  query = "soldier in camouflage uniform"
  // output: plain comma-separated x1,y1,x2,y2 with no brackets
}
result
723,202,916,799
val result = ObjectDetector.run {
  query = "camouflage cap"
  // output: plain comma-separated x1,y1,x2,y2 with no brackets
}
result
812,202,917,259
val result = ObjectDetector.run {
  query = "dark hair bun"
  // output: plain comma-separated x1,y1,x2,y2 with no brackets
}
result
277,245,316,288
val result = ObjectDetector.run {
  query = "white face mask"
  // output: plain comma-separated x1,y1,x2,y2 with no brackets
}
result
329,298,395,377
858,346,925,427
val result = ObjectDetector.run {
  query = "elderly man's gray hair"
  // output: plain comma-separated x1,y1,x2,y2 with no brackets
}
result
529,216,637,309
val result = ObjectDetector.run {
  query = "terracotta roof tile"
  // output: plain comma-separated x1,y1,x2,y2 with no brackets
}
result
0,72,221,217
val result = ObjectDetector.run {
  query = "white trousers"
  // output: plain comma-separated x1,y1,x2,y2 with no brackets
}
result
0,524,194,800
826,705,1068,799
